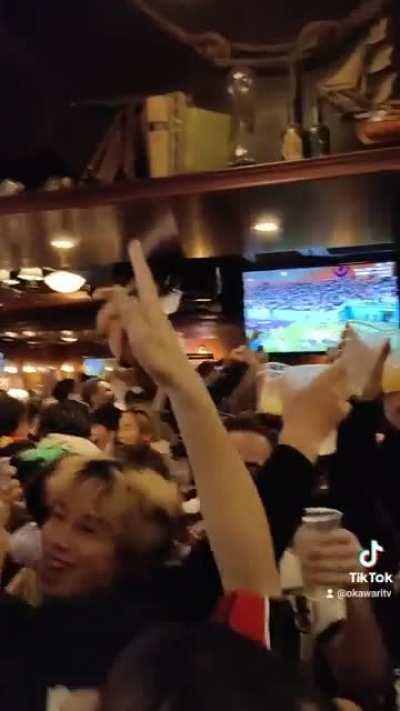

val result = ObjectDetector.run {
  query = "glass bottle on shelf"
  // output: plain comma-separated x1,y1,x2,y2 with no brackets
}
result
308,96,331,158
227,66,257,166
281,101,305,161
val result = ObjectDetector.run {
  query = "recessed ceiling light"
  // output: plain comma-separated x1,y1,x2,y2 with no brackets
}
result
44,270,86,294
60,330,78,343
4,331,18,338
50,234,77,250
22,330,36,338
253,219,281,234
18,268,44,282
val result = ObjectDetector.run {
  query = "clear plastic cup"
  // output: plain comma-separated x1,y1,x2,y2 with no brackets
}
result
257,362,290,416
294,507,343,601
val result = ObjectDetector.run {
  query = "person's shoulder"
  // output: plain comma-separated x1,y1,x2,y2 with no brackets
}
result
0,592,34,653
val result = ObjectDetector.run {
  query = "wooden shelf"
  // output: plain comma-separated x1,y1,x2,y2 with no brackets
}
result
0,146,399,216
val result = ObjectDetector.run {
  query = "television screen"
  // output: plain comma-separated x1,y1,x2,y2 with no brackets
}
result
83,358,105,377
243,262,399,353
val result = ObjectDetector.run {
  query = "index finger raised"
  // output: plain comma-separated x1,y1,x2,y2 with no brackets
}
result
129,240,160,311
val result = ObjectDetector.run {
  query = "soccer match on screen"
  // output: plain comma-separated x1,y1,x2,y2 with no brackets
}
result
243,262,399,354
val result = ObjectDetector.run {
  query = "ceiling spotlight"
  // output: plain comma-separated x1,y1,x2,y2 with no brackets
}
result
44,270,86,294
252,219,281,234
22,364,37,374
4,331,18,339
22,330,36,338
18,268,44,282
61,363,75,373
50,234,77,250
60,331,77,343
4,364,18,374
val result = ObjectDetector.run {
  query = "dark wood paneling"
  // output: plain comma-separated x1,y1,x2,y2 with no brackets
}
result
0,147,398,216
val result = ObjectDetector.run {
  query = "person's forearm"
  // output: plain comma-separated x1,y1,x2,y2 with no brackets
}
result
325,598,390,699
256,445,315,561
166,371,281,597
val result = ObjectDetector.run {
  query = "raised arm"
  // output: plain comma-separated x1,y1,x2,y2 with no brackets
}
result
96,242,280,598
256,362,352,561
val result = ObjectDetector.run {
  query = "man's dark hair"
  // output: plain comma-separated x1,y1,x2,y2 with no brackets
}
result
52,378,75,402
125,389,148,409
115,443,171,480
39,400,91,439
0,394,27,437
101,622,308,711
81,378,101,407
224,415,278,448
92,404,121,432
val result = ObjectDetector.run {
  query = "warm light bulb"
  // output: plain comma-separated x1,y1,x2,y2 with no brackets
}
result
50,234,77,250
61,363,75,373
4,331,18,339
60,330,77,343
22,364,37,374
44,271,86,294
253,219,280,234
4,364,18,374
22,330,36,338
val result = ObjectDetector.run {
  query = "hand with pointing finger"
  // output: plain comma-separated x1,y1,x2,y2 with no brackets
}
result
96,241,192,391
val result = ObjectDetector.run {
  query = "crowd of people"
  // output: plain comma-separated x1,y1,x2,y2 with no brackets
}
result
0,242,400,710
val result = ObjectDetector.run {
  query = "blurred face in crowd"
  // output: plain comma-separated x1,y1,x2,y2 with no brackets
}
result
228,430,272,477
91,424,114,454
15,413,31,440
40,480,118,598
118,411,141,447
93,381,114,409
383,391,400,431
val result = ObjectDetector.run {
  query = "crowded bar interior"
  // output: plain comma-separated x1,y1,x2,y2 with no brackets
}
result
0,1,400,709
